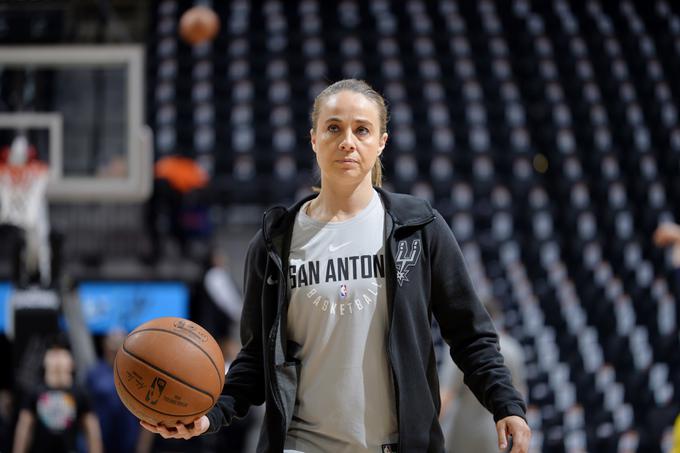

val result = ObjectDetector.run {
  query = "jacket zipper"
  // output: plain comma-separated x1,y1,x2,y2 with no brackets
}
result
265,245,288,435
385,213,436,449
384,212,401,445
263,204,305,447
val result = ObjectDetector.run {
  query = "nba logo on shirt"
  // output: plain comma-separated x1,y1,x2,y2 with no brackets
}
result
339,284,348,298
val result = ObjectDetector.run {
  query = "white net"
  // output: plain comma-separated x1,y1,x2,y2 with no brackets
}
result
0,163,51,285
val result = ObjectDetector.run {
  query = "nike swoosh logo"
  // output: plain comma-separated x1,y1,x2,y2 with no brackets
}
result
329,241,352,252
266,276,278,285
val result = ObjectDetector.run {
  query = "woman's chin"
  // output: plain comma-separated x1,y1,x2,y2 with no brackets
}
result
326,170,370,186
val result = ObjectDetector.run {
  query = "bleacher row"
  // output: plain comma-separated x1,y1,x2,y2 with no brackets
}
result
147,0,680,451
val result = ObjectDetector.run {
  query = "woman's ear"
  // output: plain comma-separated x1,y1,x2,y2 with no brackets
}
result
310,128,317,153
377,132,388,156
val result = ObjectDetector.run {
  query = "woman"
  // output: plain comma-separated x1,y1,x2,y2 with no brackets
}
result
142,79,531,452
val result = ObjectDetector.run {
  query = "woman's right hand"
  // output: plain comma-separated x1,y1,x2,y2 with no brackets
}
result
140,415,209,440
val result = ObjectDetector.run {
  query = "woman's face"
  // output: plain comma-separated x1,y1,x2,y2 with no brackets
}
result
311,90,388,187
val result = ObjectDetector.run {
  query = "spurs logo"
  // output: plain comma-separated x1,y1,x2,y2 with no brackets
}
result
395,239,421,286
145,377,167,405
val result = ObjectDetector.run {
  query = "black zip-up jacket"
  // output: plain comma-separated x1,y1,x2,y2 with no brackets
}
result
206,188,527,452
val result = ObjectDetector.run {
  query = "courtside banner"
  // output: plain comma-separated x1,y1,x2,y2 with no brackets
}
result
77,281,189,333
0,282,10,333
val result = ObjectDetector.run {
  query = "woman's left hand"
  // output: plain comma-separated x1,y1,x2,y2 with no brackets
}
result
496,415,531,452
140,416,209,440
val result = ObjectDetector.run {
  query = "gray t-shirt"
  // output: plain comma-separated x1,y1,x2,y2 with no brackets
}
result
284,190,398,453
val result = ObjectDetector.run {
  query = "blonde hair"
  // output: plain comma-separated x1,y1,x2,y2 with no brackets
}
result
311,79,388,187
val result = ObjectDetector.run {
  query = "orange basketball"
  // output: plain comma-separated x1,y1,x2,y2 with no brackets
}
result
113,317,225,426
179,6,220,45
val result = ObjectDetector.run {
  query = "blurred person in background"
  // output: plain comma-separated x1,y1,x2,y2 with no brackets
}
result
196,249,257,453
86,329,140,453
654,221,680,268
12,338,102,453
654,221,680,453
0,330,13,451
197,249,243,360
144,154,209,263
439,299,527,453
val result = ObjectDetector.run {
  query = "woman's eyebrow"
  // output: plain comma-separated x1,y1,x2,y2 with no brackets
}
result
324,116,374,125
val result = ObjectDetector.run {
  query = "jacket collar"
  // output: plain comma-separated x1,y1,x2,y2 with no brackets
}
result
374,187,435,228
262,188,436,246
261,194,314,247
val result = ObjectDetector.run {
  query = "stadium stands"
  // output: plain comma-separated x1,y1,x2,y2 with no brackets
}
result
146,1,680,451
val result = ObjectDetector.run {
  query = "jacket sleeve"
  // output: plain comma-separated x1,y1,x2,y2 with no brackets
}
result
206,231,267,433
428,212,527,422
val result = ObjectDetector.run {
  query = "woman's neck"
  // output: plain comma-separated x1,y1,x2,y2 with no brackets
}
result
308,180,375,222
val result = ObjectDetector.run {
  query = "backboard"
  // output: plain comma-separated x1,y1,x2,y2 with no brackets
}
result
0,46,151,202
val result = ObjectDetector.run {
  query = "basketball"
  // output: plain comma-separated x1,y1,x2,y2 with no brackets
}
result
113,317,225,426
179,6,220,46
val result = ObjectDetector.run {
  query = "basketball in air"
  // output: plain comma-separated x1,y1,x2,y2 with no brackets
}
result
179,6,220,45
113,317,225,426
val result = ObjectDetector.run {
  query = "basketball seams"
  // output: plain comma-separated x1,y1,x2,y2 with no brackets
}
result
128,327,224,387
114,354,211,419
121,344,216,405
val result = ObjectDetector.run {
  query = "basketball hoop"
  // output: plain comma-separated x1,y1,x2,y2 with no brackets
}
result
0,162,48,227
0,161,52,286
